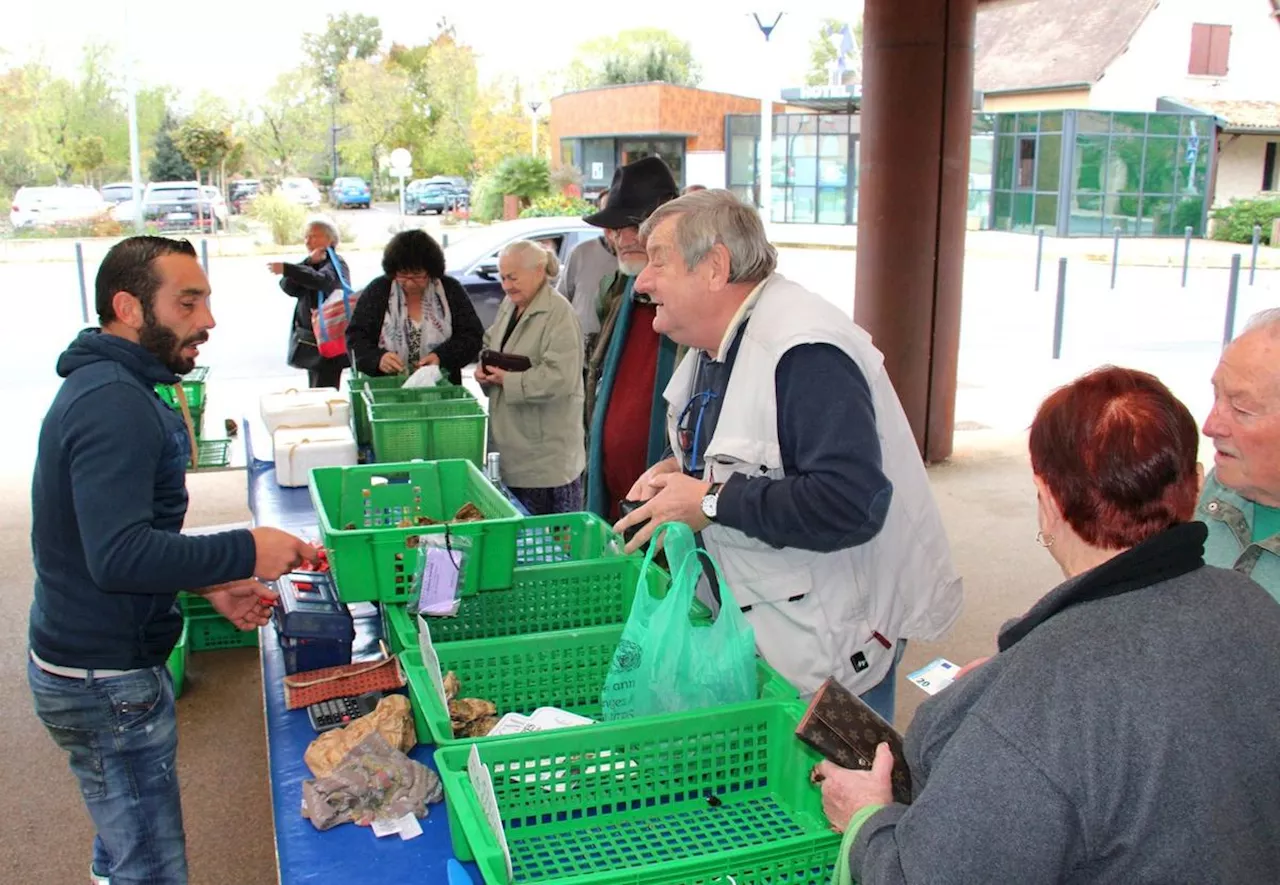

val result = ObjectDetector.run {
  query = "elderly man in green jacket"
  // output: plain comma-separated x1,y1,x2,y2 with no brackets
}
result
1197,307,1280,602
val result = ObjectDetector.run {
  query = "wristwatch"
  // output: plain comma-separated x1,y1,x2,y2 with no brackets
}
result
700,483,724,522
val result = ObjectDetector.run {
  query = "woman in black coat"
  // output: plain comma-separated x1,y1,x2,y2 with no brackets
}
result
268,217,351,389
345,229,483,384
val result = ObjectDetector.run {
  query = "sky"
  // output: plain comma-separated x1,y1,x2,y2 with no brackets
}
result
4,0,863,111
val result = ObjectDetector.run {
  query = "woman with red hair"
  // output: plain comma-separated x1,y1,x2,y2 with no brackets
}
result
815,366,1280,884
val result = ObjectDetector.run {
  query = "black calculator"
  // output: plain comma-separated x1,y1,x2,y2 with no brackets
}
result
306,691,383,733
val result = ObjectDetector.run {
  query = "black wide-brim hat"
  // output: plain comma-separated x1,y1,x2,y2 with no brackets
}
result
584,156,679,229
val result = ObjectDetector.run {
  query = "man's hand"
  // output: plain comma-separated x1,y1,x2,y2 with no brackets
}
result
613,472,711,553
250,528,316,580
267,261,285,274
812,743,896,832
379,351,405,374
207,579,279,630
626,457,680,502
417,353,441,368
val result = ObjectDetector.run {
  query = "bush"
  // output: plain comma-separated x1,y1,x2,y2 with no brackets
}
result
472,155,552,223
519,194,595,218
248,190,307,245
1211,197,1280,245
550,164,583,195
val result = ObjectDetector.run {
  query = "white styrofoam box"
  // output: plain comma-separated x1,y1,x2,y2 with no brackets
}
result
260,389,351,434
272,425,357,488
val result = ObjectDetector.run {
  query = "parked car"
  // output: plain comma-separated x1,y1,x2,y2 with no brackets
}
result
228,179,261,214
100,182,139,205
329,176,371,209
9,185,110,229
443,216,595,328
141,181,225,231
407,182,459,215
280,177,321,208
426,175,470,200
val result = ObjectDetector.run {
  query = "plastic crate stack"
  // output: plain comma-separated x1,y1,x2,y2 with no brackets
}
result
155,366,231,470
165,590,259,697
307,458,839,885
349,372,486,467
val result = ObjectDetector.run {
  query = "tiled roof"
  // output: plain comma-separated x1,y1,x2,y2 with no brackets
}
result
1178,98,1280,133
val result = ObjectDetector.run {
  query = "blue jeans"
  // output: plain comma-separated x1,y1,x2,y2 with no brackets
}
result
27,658,188,885
858,640,908,724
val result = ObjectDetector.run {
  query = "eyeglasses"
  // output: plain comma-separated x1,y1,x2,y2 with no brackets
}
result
395,271,429,283
677,389,719,476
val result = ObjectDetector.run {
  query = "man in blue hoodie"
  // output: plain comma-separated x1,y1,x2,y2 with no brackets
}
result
27,236,315,885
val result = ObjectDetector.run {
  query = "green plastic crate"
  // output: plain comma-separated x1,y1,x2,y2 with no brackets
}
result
195,438,231,470
400,623,797,748
514,512,626,565
382,556,716,649
166,619,189,697
188,613,259,651
178,592,215,616
348,372,406,446
156,366,209,411
311,460,522,602
433,699,837,883
366,398,487,466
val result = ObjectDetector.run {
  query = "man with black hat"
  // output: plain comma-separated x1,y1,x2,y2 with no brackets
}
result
582,156,681,519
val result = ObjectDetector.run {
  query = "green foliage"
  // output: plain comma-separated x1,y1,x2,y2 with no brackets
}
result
173,121,232,182
150,113,196,181
565,29,701,89
248,189,307,246
338,60,411,185
304,12,383,92
471,155,551,222
807,19,863,86
519,193,594,218
69,135,107,184
469,171,504,223
248,67,327,177
388,26,478,177
1211,197,1280,245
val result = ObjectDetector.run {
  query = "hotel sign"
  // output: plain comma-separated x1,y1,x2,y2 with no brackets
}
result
781,84,860,102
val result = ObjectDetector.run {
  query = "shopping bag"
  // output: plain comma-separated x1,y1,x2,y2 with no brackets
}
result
600,522,757,721
312,247,357,359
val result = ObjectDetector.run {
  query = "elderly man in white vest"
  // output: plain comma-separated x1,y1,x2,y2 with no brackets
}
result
614,188,962,719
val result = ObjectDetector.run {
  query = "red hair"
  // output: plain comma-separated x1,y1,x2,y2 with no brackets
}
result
1029,366,1199,549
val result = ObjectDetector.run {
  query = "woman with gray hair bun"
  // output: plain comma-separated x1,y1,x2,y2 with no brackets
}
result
475,240,586,514
267,216,351,389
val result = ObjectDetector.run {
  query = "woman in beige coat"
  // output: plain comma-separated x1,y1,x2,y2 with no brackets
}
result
474,240,586,514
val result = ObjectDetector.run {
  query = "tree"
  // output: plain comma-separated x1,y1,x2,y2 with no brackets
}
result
337,59,411,186
248,68,327,177
303,12,383,92
151,112,195,181
69,135,107,185
468,81,544,176
564,29,701,89
173,120,232,185
388,25,478,176
806,19,863,86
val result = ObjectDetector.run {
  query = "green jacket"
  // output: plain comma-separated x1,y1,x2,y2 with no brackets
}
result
1196,470,1280,604
482,282,585,489
584,274,678,517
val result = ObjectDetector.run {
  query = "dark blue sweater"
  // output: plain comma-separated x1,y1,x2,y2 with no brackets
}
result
29,330,257,670
715,343,893,552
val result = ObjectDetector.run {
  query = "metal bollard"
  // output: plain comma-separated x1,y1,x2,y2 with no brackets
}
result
1250,224,1261,286
1034,228,1045,292
75,242,89,324
1182,226,1192,288
201,238,209,276
442,232,450,248
1110,226,1120,290
1223,254,1242,348
1052,257,1068,360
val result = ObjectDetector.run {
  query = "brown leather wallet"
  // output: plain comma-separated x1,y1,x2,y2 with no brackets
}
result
479,349,532,372
796,676,913,804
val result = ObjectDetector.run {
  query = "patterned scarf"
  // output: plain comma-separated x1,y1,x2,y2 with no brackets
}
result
380,278,452,366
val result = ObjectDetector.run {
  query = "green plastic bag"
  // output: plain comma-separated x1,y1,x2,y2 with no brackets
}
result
600,522,757,721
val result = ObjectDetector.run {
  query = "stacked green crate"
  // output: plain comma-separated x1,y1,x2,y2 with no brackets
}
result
154,367,231,469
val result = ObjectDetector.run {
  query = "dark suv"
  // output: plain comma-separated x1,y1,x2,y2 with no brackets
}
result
228,180,261,214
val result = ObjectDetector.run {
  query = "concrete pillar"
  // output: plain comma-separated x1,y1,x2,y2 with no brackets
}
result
855,0,978,462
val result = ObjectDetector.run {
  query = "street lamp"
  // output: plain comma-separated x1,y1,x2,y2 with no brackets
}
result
122,0,144,231
528,100,543,158
752,12,783,229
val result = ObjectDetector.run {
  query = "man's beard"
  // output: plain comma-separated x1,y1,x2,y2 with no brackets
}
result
139,302,207,375
617,256,647,277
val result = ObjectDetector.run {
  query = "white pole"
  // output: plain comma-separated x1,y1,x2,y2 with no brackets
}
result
532,112,538,158
124,0,144,231
754,13,782,232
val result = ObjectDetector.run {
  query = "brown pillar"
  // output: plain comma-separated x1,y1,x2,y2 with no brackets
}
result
854,0,978,462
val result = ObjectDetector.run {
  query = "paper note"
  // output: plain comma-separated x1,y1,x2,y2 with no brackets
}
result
906,657,960,695
417,618,449,709
371,818,400,838
468,745,514,882
396,812,423,841
418,546,462,616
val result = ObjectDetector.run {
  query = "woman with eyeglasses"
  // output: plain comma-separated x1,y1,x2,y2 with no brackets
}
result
345,229,483,383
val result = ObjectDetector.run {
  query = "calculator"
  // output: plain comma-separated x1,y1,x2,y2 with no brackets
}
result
306,691,383,732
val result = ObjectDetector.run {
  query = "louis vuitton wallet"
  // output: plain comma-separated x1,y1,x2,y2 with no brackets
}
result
796,676,913,805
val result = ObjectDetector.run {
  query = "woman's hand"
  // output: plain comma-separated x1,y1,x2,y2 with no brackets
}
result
474,365,506,386
812,743,896,832
379,351,405,374
309,248,328,264
417,353,441,368
267,261,284,274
